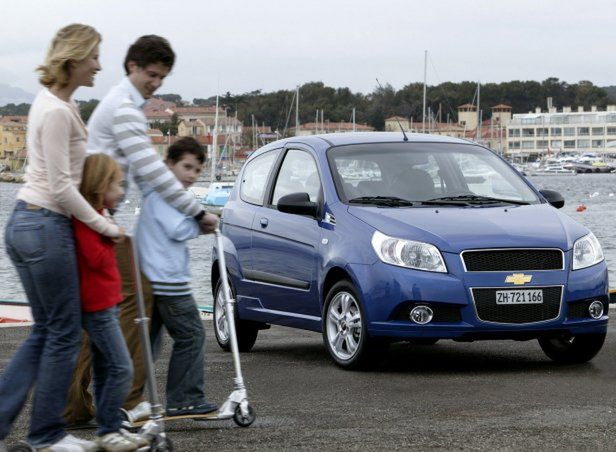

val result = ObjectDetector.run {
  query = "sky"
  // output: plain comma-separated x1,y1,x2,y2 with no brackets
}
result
1,0,615,102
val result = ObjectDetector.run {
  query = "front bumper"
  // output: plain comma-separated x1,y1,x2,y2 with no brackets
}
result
345,257,609,340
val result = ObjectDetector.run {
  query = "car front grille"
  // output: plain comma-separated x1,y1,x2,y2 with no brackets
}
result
471,286,562,324
462,249,563,272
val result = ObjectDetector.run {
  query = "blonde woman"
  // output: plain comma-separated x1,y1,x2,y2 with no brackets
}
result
0,24,121,452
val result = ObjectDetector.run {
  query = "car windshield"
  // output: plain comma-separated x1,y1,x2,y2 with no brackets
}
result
327,142,539,206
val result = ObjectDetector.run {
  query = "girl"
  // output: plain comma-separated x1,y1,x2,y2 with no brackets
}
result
73,154,147,452
0,24,120,452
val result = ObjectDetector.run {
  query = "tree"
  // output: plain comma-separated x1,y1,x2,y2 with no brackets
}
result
154,93,182,103
77,99,100,122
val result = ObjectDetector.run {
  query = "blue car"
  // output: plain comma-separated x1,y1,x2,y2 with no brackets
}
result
211,132,608,368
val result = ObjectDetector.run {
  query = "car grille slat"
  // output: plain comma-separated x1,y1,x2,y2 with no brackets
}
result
462,249,563,272
472,286,562,324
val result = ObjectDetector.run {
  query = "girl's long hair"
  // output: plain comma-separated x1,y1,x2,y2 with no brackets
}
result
80,154,122,210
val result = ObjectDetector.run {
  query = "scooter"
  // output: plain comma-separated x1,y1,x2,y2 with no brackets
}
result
125,228,255,436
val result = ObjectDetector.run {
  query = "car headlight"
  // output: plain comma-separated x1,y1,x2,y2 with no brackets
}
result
572,232,604,270
371,231,447,273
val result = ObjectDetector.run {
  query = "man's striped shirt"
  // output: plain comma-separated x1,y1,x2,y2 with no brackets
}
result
87,77,202,218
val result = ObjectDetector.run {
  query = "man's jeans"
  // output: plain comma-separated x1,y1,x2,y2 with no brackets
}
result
150,294,206,408
82,306,133,436
0,201,81,446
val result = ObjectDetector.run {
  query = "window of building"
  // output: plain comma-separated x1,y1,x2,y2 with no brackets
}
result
550,140,562,149
592,140,604,148
521,141,534,149
550,128,562,136
563,140,575,149
509,141,520,149
577,139,590,148
536,128,549,137
578,127,590,136
591,127,604,135
522,128,534,137
508,128,520,138
563,127,575,136
536,140,549,148
607,127,616,135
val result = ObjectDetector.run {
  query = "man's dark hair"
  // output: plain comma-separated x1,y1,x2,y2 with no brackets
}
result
166,137,205,164
124,35,175,74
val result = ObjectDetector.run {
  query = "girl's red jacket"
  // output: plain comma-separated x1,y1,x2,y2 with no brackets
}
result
72,213,122,312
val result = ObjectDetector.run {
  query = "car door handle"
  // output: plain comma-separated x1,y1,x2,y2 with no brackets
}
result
260,217,269,228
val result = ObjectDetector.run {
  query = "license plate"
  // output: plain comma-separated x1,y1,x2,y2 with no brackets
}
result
495,289,543,305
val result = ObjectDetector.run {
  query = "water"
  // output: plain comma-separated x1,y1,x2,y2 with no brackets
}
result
2,173,616,303
0,182,215,306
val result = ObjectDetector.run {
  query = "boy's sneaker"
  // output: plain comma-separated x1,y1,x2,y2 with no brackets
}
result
121,401,151,423
166,401,218,417
38,434,98,452
97,432,137,452
0,439,6,452
119,429,149,448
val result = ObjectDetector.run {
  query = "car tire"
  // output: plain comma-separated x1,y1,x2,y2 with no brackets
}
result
213,278,258,352
322,280,382,369
538,332,606,364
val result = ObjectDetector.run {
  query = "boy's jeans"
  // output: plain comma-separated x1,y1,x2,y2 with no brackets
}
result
0,202,81,447
150,294,206,408
82,306,133,436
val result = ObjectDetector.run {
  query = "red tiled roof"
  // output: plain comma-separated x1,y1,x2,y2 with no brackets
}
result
385,116,408,121
492,104,512,110
458,103,476,110
300,122,373,131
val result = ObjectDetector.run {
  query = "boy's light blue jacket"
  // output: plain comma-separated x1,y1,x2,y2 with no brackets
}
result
136,189,200,296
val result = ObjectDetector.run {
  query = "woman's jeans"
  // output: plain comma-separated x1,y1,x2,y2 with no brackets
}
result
82,306,133,436
0,201,81,447
150,294,206,408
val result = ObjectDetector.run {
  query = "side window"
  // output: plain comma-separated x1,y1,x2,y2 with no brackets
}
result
272,149,320,206
240,151,278,205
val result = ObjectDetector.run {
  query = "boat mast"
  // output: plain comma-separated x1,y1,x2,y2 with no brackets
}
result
210,93,219,184
352,107,356,132
476,82,481,144
295,85,300,136
422,50,427,133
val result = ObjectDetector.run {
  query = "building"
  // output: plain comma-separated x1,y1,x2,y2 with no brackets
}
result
0,118,27,165
384,116,410,132
295,121,373,136
506,105,616,160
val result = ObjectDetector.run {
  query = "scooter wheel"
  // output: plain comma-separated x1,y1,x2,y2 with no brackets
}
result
233,404,256,427
9,441,35,452
149,434,173,452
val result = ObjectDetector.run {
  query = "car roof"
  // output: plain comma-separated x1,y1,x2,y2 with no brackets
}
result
251,132,472,157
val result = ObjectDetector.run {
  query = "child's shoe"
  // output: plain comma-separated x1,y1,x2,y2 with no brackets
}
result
119,429,149,448
38,434,98,452
121,401,151,423
0,440,6,452
166,401,218,416
97,432,137,452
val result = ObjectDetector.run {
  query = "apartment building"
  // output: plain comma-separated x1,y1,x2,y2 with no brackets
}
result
506,105,616,159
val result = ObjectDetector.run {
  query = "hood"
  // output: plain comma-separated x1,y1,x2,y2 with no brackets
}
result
348,204,588,253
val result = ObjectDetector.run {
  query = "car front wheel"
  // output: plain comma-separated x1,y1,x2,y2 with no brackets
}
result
323,280,380,369
213,278,258,352
538,332,606,364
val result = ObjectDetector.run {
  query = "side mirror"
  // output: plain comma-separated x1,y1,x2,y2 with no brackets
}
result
539,189,564,209
277,192,318,217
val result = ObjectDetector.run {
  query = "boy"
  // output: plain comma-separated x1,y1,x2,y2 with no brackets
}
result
136,137,217,416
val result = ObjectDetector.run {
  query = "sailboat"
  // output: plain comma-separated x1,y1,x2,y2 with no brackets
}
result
200,91,234,214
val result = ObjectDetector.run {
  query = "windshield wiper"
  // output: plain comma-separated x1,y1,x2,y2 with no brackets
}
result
421,195,530,206
348,196,414,207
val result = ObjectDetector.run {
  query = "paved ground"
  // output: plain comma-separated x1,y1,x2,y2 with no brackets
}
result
3,318,616,451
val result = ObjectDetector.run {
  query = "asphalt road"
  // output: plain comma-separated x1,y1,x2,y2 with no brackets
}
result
2,318,616,451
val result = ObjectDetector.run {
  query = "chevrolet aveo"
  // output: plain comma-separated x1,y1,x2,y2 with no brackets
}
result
211,132,608,369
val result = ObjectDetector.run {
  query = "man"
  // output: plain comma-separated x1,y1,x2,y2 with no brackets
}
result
64,35,218,426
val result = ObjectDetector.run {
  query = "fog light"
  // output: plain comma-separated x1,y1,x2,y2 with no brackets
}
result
410,306,434,325
588,301,604,319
